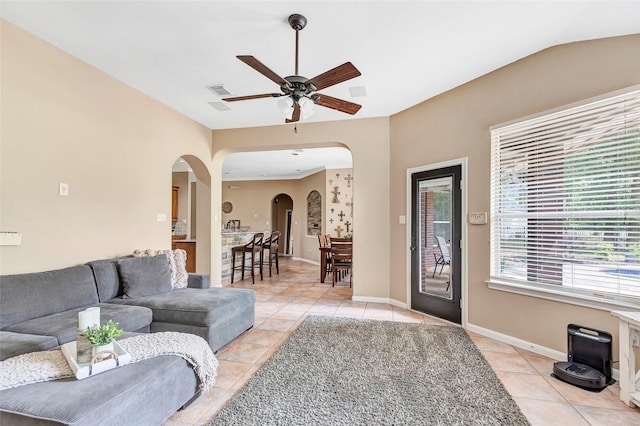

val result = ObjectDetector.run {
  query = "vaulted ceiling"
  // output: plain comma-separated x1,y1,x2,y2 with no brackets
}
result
3,1,638,131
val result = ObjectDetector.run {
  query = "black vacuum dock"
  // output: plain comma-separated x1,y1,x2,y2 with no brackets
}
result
552,324,615,391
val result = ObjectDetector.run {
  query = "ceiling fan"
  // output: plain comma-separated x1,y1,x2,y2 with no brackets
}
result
222,14,362,123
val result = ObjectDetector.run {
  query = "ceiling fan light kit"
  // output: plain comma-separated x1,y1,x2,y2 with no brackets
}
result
223,13,362,124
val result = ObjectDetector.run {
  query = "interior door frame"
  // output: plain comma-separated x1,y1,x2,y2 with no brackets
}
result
406,157,468,328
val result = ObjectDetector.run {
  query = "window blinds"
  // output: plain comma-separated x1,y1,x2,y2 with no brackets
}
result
490,88,640,305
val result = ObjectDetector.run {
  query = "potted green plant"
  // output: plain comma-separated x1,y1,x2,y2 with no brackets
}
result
85,320,123,359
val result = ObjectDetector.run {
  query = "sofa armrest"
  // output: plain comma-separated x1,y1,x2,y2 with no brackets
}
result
187,273,210,289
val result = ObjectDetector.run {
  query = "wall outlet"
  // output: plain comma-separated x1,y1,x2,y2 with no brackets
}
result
58,182,69,196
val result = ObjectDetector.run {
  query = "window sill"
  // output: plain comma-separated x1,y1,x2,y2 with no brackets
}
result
486,279,639,312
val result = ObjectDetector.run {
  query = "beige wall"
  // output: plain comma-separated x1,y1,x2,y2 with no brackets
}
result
0,21,213,274
389,34,640,356
300,171,326,263
325,168,354,238
211,118,391,297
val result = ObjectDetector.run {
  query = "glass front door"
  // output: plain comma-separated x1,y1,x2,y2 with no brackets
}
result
411,165,461,324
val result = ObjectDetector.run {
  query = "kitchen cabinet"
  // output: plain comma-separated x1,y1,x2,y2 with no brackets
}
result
172,240,196,273
172,186,179,221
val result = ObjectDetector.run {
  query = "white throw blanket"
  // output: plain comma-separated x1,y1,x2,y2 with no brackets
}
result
0,332,218,392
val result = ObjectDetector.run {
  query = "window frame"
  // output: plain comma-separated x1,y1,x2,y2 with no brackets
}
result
488,85,640,312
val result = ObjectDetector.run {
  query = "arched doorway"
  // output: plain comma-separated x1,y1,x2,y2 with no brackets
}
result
171,155,211,274
272,193,294,256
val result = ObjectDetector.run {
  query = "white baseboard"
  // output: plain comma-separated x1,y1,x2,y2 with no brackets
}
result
291,257,319,266
466,323,620,381
351,296,407,309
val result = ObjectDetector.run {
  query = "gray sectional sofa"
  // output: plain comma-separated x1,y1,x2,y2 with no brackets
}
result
0,254,255,425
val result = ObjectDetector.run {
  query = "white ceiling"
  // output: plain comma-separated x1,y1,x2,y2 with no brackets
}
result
2,1,638,179
172,147,352,180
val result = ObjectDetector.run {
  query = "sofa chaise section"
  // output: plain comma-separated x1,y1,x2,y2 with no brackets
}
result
87,257,256,352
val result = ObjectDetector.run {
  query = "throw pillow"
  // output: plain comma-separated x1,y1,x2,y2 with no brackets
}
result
117,255,172,299
132,249,188,289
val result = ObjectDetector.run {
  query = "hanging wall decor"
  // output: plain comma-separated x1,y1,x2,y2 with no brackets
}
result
331,186,341,203
345,174,353,188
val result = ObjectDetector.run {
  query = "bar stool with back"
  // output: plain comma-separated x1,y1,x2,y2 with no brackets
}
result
262,231,281,277
231,232,264,284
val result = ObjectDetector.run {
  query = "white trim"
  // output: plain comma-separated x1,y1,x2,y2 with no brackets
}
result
466,322,620,381
352,296,407,309
487,279,639,312
292,257,319,266
405,157,468,328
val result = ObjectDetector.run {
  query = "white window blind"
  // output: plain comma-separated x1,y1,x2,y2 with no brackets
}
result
490,87,640,308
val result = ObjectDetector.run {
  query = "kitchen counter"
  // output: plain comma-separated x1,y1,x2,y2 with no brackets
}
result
221,231,269,285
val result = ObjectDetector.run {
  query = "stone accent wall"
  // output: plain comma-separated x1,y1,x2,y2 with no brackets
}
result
307,190,322,236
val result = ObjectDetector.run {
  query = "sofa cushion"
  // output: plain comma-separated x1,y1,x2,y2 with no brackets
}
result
106,287,255,327
133,249,189,289
0,265,99,329
0,355,198,426
117,255,172,299
3,304,152,345
87,258,122,302
0,331,59,361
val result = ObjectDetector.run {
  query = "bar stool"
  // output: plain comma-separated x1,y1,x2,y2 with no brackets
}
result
231,232,264,284
262,231,281,277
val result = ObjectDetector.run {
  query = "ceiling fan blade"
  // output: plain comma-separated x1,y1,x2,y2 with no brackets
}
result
314,94,362,115
222,93,282,102
286,104,301,123
306,62,361,91
237,55,290,87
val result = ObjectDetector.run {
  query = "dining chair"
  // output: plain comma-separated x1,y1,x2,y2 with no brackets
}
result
231,232,264,284
318,234,332,280
330,238,352,287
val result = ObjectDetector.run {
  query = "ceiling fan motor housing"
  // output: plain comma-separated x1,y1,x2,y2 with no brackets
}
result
288,14,307,31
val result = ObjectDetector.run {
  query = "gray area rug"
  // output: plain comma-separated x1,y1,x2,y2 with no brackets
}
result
210,316,529,425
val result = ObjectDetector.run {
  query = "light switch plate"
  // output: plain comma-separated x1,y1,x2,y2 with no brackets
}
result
58,182,69,196
469,212,488,225
157,213,167,222
399,215,406,224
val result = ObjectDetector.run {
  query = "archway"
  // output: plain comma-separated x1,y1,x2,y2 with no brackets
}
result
272,193,294,255
171,155,211,274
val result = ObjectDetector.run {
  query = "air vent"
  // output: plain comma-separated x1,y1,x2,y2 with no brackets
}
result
208,102,231,111
349,86,367,98
207,84,233,96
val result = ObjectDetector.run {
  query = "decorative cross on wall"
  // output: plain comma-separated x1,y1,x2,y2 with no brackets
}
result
344,174,353,188
331,208,335,214
338,211,346,222
336,173,340,178
328,178,333,186
331,186,341,203
345,198,353,217
329,218,334,224
334,225,344,238
345,221,351,232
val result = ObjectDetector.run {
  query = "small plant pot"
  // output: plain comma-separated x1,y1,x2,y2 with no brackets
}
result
92,342,115,361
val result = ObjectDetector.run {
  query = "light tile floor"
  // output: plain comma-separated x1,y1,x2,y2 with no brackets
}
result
165,258,640,426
